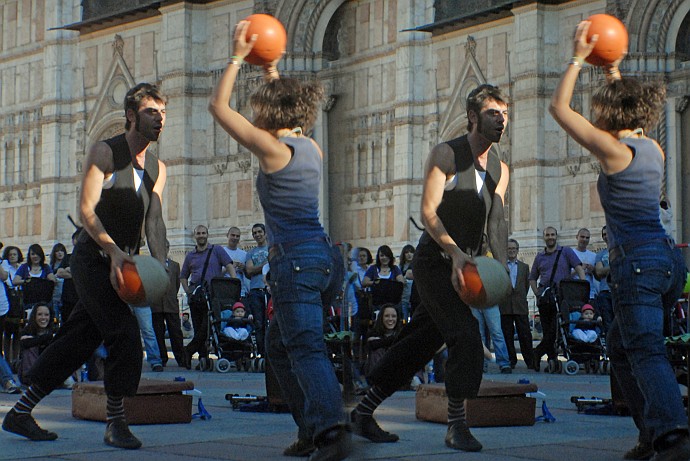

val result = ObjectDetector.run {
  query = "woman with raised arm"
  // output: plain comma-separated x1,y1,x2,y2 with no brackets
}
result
208,21,349,461
549,20,690,461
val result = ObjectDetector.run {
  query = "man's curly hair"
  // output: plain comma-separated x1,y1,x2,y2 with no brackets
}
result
250,78,324,132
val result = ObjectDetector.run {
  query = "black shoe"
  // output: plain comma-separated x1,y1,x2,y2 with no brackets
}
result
284,438,316,457
308,425,351,461
350,409,399,443
652,432,690,461
2,408,58,441
500,367,512,374
624,442,655,460
104,419,142,449
151,364,164,372
445,421,482,452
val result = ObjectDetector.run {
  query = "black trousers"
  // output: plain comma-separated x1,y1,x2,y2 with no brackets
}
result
533,305,558,361
30,242,142,396
152,312,185,366
368,243,483,400
500,314,534,368
186,299,208,358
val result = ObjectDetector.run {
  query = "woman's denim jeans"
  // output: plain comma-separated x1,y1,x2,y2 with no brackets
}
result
265,238,344,439
608,239,688,443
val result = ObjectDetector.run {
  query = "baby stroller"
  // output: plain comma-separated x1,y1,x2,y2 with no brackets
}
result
556,279,608,375
205,277,263,373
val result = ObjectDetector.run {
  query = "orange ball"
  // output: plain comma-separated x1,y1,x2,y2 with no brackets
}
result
118,261,146,306
243,14,287,66
459,256,512,309
585,14,628,66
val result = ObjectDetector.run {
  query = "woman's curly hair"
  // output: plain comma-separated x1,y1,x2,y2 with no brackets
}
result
250,78,324,132
592,78,666,133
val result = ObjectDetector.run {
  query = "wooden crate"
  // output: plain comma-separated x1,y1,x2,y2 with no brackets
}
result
415,380,538,427
72,378,194,424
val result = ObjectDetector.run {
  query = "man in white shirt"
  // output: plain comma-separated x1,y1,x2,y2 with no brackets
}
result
572,228,597,302
224,226,249,297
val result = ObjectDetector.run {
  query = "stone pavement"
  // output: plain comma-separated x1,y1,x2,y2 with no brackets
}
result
0,359,654,460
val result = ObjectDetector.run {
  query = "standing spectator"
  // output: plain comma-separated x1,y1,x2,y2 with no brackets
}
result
2,246,23,364
224,226,249,298
2,82,169,449
529,227,585,373
499,239,534,370
351,84,510,453
151,240,186,369
133,306,163,372
49,243,68,323
244,223,269,357
58,231,80,324
594,226,612,333
549,20,690,459
180,225,236,368
13,244,57,288
572,228,597,302
209,23,350,459
361,246,405,289
398,245,415,322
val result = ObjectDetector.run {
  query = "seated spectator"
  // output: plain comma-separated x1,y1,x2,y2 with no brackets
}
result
363,304,402,378
18,304,56,386
571,304,600,343
181,312,193,338
221,301,253,341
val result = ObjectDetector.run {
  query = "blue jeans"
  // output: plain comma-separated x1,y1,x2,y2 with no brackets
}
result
608,240,688,444
0,355,14,385
134,306,162,367
265,238,344,438
471,306,511,368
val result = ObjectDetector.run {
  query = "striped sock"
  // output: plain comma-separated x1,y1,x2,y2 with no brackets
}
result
106,395,125,423
447,397,467,426
354,385,391,417
13,385,48,415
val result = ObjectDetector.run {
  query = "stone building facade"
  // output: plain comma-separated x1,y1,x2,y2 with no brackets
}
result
1,0,690,267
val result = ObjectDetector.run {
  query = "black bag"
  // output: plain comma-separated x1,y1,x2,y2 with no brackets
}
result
537,285,557,309
4,284,23,320
189,284,208,305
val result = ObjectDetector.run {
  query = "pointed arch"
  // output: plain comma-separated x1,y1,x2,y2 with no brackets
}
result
438,39,487,140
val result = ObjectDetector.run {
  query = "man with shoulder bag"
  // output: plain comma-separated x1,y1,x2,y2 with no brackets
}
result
180,225,236,369
529,227,585,373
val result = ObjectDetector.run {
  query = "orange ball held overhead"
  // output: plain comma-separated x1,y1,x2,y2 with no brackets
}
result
243,14,287,66
585,14,628,66
459,256,512,309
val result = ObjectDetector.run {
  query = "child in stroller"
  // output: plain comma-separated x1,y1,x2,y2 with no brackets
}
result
221,301,253,341
557,280,607,375
206,277,263,373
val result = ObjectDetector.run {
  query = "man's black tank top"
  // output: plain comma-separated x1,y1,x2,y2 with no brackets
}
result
418,135,501,255
79,134,159,255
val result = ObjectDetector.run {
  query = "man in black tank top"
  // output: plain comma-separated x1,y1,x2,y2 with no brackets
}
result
352,85,510,453
3,84,168,450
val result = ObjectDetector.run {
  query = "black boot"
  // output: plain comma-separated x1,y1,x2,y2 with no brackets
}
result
104,419,142,449
308,425,351,461
652,430,690,461
350,409,398,443
445,420,482,452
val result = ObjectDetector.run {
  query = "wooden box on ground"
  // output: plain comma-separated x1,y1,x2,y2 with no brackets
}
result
72,378,194,424
415,380,538,427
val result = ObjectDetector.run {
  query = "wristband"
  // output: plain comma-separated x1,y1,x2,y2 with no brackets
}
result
569,56,584,67
229,55,243,66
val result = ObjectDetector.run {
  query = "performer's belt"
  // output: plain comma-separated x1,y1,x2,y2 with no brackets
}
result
268,235,331,260
609,237,675,263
